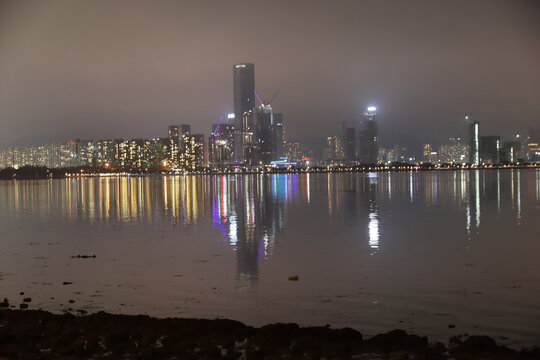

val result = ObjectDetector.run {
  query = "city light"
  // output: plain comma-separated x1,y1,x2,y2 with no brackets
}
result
367,106,377,112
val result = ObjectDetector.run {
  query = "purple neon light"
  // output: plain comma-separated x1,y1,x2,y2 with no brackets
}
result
213,115,223,135
254,90,263,105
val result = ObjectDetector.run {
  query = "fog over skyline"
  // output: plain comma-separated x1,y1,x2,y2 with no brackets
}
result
0,0,539,150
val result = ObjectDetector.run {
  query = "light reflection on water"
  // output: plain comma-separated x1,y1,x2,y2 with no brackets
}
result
0,170,539,345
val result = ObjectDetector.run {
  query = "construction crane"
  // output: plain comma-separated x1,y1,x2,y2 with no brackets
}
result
254,89,279,106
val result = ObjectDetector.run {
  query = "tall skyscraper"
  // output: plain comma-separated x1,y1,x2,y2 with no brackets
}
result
479,136,500,165
233,63,255,164
209,119,235,169
324,136,344,163
360,107,378,164
273,113,285,159
526,128,540,162
168,125,180,168
255,104,274,164
467,115,480,165
343,123,358,164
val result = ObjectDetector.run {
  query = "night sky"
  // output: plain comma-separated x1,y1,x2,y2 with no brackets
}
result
0,0,539,149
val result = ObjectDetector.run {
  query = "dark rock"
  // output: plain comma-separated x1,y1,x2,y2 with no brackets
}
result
69,299,75,304
448,324,456,328
19,303,28,309
23,297,31,303
62,281,73,285
363,329,428,352
71,255,96,259
19,292,24,295
0,309,534,359
451,335,515,358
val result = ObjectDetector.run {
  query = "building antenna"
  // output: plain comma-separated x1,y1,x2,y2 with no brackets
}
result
268,90,279,105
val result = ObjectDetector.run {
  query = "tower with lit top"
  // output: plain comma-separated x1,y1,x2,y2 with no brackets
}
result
360,106,378,164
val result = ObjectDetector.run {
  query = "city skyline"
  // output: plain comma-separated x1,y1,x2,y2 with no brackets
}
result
1,57,539,171
1,0,539,149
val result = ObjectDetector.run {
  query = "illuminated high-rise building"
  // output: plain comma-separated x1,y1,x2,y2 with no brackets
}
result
360,107,378,164
233,63,255,164
168,125,180,168
95,140,114,166
209,116,235,169
439,137,468,164
467,115,480,165
255,104,274,164
168,125,179,139
324,136,344,163
422,144,433,163
526,128,540,162
180,124,191,137
500,140,522,164
182,134,205,171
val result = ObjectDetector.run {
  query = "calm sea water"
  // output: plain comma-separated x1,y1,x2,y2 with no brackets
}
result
1,170,539,345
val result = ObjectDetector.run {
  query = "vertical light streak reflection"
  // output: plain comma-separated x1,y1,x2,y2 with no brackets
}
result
105,178,110,220
537,169,540,202
409,171,414,202
163,176,168,211
474,170,480,228
453,172,457,203
433,172,438,205
306,173,311,203
464,171,471,237
327,173,333,215
229,211,238,246
387,173,392,200
516,170,521,223
368,211,379,252
171,176,178,221
368,173,379,253
496,170,501,217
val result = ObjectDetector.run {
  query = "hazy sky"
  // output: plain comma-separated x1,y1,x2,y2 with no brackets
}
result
0,0,539,148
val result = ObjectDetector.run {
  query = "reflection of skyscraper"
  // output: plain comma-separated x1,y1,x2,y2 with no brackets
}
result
233,63,255,164
366,173,380,253
210,174,290,291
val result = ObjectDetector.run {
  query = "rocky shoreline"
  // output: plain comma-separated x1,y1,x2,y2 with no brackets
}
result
0,309,538,359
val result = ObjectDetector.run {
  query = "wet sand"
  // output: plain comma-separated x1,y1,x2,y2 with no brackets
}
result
0,308,539,359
